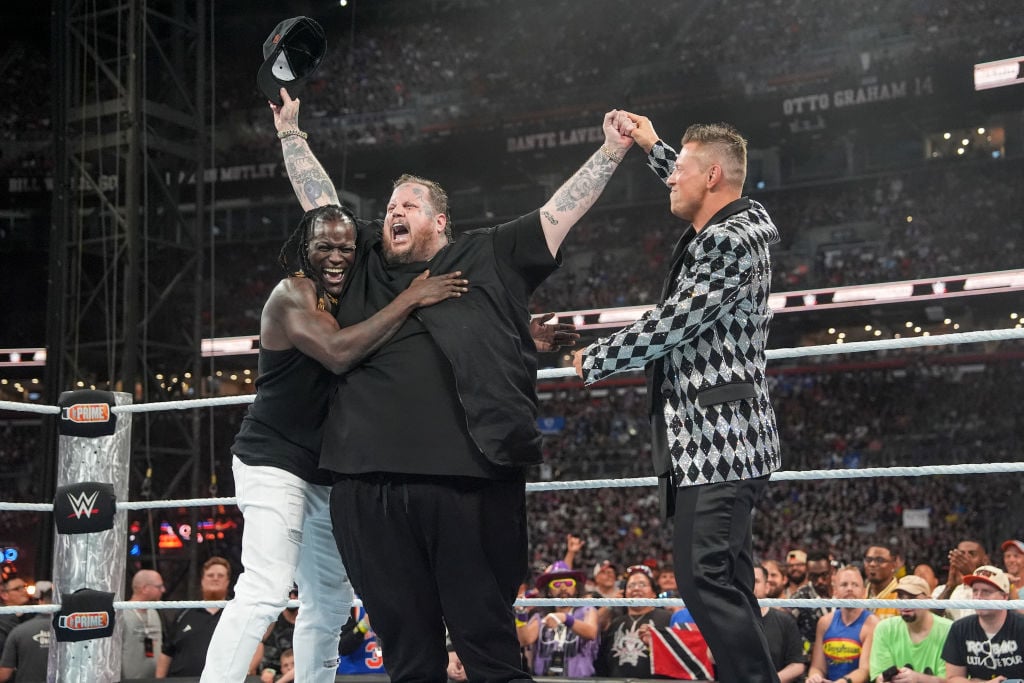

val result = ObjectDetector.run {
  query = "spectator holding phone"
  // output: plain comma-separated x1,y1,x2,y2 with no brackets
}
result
868,575,950,683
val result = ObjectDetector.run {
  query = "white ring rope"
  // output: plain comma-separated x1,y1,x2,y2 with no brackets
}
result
0,401,59,415
2,327,1022,627
0,598,305,616
3,462,1023,512
516,598,1024,611
117,497,239,510
0,327,1020,416
525,461,1024,492
112,394,255,414
537,327,1024,380
5,597,1023,616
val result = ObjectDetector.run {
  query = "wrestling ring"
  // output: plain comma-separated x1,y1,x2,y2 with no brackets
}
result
3,327,1024,682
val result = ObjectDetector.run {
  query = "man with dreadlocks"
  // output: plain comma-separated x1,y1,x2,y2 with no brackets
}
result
201,204,470,683
272,88,625,682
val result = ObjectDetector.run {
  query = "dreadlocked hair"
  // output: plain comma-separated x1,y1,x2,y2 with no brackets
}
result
277,204,356,312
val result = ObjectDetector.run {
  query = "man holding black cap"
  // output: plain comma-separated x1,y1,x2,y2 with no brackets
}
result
272,84,627,682
942,566,1024,682
199,17,505,683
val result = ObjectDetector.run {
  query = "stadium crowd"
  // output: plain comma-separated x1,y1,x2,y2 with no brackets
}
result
0,0,1019,167
210,0,1023,152
3,358,1020,583
530,156,1024,314
2,2,1024,678
197,154,1024,337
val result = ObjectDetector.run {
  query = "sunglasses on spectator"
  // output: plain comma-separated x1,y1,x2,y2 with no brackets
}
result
548,578,577,590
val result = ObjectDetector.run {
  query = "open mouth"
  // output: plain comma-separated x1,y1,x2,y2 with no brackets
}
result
391,221,410,245
322,267,345,285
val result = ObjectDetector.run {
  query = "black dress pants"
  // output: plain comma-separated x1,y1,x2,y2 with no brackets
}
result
330,474,532,683
672,477,780,683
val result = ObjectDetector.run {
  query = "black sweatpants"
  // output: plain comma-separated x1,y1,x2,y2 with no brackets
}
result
330,474,532,683
672,477,780,683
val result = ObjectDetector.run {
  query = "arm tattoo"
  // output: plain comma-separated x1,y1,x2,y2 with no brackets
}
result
542,210,559,225
552,154,616,213
304,180,327,204
282,138,339,205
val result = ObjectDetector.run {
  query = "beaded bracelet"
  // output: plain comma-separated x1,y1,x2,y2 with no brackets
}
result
277,129,308,140
599,145,623,164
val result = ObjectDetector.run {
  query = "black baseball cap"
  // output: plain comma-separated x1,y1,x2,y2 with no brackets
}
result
257,16,326,105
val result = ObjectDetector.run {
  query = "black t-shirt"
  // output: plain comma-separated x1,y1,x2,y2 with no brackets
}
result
163,608,222,677
260,613,296,672
762,608,806,672
327,258,494,477
942,611,1024,679
324,210,555,477
597,609,673,677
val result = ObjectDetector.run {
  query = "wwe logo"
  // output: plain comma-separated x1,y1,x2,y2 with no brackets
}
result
66,490,100,519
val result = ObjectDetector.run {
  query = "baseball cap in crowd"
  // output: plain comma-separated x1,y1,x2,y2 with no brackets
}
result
257,16,326,105
786,549,807,564
1002,539,1024,554
893,574,931,597
593,560,616,578
963,565,1011,594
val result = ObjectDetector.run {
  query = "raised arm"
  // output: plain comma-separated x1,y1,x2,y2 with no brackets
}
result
270,87,339,211
264,270,468,374
537,109,633,257
622,111,677,187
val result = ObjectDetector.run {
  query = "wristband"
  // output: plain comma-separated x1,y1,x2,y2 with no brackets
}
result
564,613,575,628
277,129,308,140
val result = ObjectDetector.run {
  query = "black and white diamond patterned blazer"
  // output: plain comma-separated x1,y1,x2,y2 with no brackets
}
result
579,141,781,488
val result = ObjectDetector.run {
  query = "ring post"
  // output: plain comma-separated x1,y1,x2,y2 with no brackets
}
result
48,390,132,683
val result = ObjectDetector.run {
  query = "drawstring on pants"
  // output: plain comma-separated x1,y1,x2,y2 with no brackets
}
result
375,477,410,516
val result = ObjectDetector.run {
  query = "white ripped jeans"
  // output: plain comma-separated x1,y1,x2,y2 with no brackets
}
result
201,457,353,683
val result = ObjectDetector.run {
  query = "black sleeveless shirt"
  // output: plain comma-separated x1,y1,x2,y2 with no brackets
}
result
231,346,334,485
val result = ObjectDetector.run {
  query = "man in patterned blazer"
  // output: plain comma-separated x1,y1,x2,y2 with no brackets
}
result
573,113,782,683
